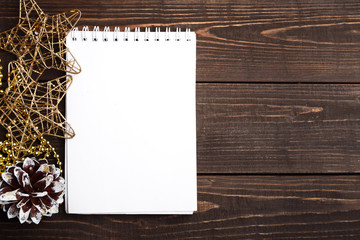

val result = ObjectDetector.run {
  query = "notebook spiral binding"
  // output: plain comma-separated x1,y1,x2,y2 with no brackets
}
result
71,26,192,42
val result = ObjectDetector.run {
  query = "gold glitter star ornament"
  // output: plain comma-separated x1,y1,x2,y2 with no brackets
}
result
0,0,81,80
0,0,81,159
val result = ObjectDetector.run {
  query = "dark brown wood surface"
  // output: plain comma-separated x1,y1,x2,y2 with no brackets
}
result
197,83,360,173
1,0,360,239
2,176,360,240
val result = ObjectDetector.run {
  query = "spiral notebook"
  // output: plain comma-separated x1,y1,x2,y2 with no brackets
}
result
65,27,197,214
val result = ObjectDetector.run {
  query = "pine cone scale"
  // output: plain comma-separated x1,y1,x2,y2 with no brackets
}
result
41,195,55,208
30,164,50,184
31,198,47,215
33,174,53,191
17,191,30,198
7,202,18,219
22,157,37,175
0,185,12,196
0,189,19,202
16,197,29,208
31,191,48,198
19,202,32,224
1,172,20,189
14,167,32,192
30,205,41,224
46,180,64,194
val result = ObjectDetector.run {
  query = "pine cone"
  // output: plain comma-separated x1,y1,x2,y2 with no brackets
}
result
0,157,64,224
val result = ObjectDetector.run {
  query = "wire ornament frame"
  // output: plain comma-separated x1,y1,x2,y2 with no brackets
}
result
0,0,81,161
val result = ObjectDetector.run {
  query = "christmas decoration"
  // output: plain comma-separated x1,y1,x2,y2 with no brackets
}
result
0,0,81,159
0,62,74,158
0,0,81,79
0,0,82,224
0,133,61,175
0,157,65,224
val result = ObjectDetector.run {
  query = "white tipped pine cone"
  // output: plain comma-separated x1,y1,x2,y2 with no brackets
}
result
0,157,65,224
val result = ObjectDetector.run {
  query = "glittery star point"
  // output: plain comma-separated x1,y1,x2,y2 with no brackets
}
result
0,0,81,80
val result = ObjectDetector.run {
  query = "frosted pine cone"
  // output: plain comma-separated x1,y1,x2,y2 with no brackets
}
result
0,157,64,224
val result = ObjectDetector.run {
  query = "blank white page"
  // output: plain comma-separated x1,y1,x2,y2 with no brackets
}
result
65,30,197,214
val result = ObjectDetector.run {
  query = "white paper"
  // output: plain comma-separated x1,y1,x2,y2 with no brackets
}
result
65,30,197,214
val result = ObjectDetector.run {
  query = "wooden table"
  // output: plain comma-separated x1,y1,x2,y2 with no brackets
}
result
1,0,360,239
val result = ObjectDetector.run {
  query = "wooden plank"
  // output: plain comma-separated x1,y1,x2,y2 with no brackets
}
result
197,83,360,173
1,175,360,239
1,0,360,82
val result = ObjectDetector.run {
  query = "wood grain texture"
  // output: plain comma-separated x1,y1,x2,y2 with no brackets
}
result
0,0,359,239
197,83,360,173
1,176,360,240
0,0,358,83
